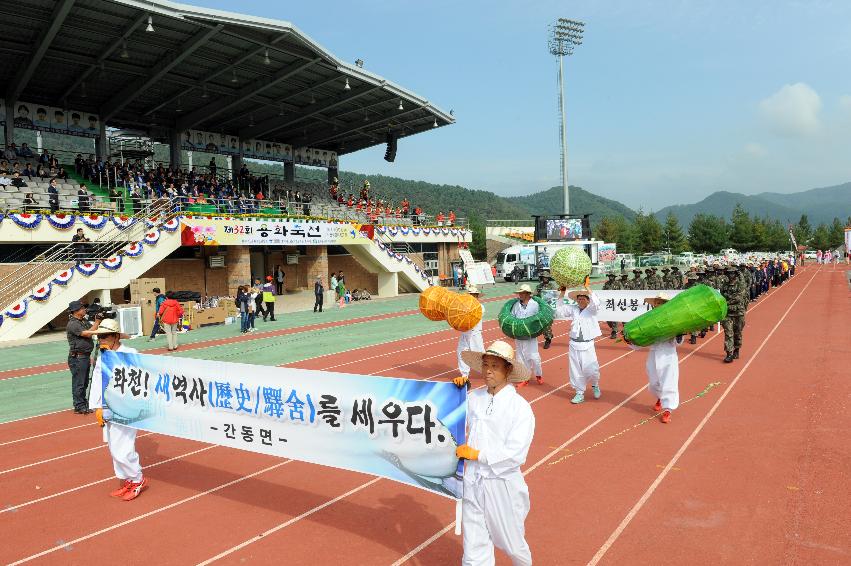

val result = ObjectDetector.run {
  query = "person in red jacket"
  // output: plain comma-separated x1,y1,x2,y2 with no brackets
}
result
157,292,184,352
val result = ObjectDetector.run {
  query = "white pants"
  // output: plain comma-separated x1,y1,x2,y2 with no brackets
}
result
105,422,142,482
568,343,600,393
647,350,680,411
458,330,485,377
462,475,532,566
514,338,542,378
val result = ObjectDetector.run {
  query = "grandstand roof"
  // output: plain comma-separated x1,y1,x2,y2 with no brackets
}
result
0,0,454,155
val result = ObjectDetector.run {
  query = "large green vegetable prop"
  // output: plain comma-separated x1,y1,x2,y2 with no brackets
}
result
624,284,728,347
550,247,592,288
498,296,554,339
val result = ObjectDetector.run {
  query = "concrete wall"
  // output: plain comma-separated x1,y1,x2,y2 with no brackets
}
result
327,254,378,294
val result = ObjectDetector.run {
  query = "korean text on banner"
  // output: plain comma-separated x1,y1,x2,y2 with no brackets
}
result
100,352,467,499
181,219,370,246
561,290,683,322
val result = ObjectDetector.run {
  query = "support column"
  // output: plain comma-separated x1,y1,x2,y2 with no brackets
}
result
169,129,182,169
94,119,108,161
3,99,15,147
232,154,243,186
96,289,112,306
225,245,251,296
300,245,328,288
377,272,399,298
284,161,294,183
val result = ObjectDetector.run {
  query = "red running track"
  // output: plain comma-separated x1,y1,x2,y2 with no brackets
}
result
1,266,846,565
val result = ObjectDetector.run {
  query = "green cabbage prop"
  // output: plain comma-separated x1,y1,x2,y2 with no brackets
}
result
624,284,728,347
550,247,592,288
498,296,554,339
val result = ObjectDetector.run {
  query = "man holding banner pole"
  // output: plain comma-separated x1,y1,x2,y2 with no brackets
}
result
457,340,535,566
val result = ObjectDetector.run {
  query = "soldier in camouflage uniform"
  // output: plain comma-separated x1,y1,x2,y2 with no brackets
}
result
630,269,645,290
720,266,748,363
535,269,559,349
619,272,630,291
670,266,682,289
695,268,710,338
660,267,670,288
643,268,657,290
602,272,623,339
683,272,701,343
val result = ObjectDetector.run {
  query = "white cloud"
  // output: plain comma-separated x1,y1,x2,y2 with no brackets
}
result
758,83,822,137
743,142,767,157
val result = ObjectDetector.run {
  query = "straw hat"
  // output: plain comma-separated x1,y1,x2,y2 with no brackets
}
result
517,283,533,294
90,318,129,339
567,288,591,302
644,292,671,308
461,340,531,383
466,285,481,295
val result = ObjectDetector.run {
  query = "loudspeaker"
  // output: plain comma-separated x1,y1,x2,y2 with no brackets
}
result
384,131,397,162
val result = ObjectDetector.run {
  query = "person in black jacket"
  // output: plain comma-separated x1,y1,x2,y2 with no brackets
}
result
314,276,324,312
48,178,60,212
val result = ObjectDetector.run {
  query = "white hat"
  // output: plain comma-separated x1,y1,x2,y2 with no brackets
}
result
517,283,533,294
467,285,480,295
91,318,123,336
461,340,531,383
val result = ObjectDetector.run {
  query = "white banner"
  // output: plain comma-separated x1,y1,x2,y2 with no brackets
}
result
557,289,683,322
466,262,495,286
181,218,369,246
100,352,467,499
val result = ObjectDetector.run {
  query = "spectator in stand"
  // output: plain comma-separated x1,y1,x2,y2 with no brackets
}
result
448,210,457,226
48,178,60,212
401,198,410,218
4,144,16,161
22,192,37,211
436,211,446,226
19,143,34,158
56,166,68,181
130,186,142,214
21,163,34,179
314,276,324,313
157,292,185,352
148,288,166,341
10,171,27,188
77,184,90,212
275,265,285,295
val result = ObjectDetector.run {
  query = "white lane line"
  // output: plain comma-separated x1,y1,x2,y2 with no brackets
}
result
8,461,292,566
0,423,94,447
0,433,154,475
0,445,217,514
586,267,819,565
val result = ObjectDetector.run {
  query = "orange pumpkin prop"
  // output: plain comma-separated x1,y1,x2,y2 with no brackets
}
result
446,293,483,332
419,285,449,321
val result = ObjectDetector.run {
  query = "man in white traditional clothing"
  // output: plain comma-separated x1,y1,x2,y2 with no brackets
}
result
555,280,603,404
454,340,535,566
623,293,680,424
511,284,543,386
88,319,149,500
457,286,485,381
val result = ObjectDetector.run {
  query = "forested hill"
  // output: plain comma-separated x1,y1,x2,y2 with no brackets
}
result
507,185,637,221
654,183,851,227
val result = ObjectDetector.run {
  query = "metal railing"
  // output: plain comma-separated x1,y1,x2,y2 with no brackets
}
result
0,198,180,312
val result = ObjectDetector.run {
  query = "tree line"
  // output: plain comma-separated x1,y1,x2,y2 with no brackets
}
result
592,203,849,255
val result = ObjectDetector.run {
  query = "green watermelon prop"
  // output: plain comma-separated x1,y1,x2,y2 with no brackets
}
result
498,296,554,339
550,247,592,288
623,284,728,347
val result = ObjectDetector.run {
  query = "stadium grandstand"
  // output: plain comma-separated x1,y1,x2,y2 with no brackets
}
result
0,0,469,341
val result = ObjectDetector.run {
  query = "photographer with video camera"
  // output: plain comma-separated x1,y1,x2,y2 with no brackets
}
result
66,300,103,414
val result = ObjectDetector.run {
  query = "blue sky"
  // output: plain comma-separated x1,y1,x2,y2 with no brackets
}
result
199,0,851,210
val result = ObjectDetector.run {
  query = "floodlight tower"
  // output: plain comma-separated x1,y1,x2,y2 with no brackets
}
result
548,18,584,215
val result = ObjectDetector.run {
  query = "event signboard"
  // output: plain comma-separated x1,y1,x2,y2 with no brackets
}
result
561,289,683,322
181,218,372,246
99,352,467,499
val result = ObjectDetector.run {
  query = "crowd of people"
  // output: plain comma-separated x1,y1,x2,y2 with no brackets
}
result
329,178,457,226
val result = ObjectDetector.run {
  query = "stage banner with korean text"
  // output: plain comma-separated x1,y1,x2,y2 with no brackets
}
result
181,218,372,247
561,290,683,322
100,352,467,499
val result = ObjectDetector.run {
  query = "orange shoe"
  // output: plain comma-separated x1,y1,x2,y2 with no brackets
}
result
110,479,132,498
654,399,662,412
516,380,529,389
535,376,544,385
122,477,148,501
660,410,671,424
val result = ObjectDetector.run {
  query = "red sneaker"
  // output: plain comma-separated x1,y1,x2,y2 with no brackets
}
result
121,477,149,501
654,399,662,412
516,380,529,389
660,410,671,424
535,376,544,385
110,479,132,498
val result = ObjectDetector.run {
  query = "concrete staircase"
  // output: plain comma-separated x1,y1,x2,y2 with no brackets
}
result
345,239,431,296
